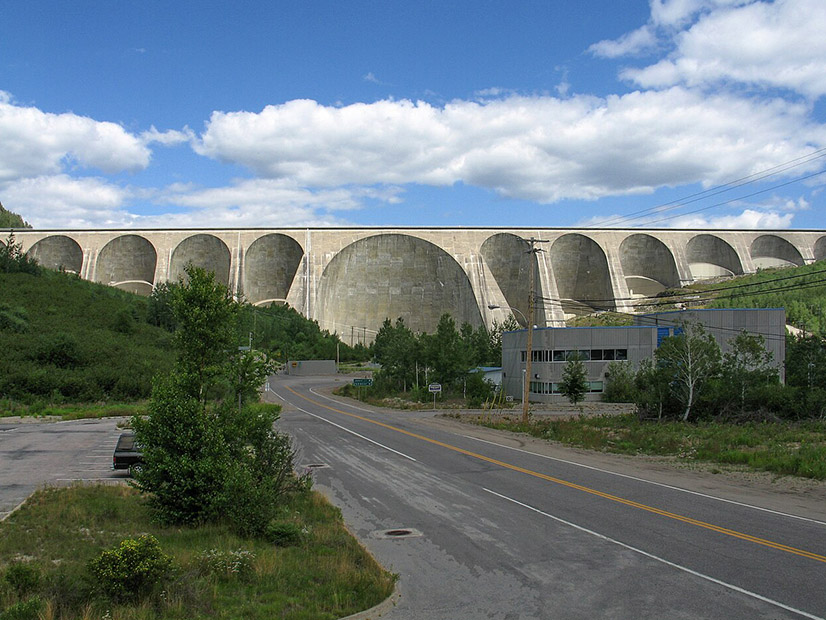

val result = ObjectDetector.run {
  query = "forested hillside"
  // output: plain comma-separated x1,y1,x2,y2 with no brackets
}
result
0,202,30,228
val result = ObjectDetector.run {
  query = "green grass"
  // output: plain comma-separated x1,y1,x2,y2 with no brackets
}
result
0,485,395,619
0,270,174,410
0,401,147,420
468,413,826,480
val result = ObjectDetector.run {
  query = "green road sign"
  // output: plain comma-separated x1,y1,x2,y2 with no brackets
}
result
353,378,373,387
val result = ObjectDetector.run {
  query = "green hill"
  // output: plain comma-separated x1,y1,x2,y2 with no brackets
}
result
0,270,174,409
0,202,31,228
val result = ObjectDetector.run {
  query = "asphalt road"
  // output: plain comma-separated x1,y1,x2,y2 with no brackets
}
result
268,374,826,620
0,417,127,520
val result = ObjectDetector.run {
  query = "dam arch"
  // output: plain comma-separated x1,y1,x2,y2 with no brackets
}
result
243,233,304,305
26,235,83,274
550,234,615,317
315,233,483,342
620,233,680,297
96,234,157,296
686,234,743,280
750,235,804,268
169,234,231,285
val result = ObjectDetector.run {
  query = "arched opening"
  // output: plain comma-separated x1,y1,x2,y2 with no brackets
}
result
96,235,157,296
26,235,83,274
480,233,544,328
620,234,680,297
550,234,615,318
243,234,304,305
169,234,231,285
686,234,743,280
750,235,804,269
316,233,482,343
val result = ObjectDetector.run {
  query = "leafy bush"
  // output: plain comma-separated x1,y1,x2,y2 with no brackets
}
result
3,563,40,596
0,597,42,620
0,305,27,333
265,521,305,547
87,534,173,603
602,361,637,403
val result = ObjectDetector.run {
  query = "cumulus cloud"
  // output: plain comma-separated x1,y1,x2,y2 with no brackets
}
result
2,175,133,228
0,97,151,183
140,126,194,146
194,90,825,203
589,25,658,58
668,208,794,229
599,0,826,99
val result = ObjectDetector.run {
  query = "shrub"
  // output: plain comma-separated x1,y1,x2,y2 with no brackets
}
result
4,563,40,596
88,534,173,603
265,521,305,546
602,361,636,403
0,597,42,620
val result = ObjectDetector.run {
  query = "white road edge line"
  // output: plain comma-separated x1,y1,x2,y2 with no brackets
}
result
467,434,826,527
483,488,824,620
272,389,416,462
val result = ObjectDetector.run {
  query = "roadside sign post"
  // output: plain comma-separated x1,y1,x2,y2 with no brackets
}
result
428,383,441,410
353,377,373,400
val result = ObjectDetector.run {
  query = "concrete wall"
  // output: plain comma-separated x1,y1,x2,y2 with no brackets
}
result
7,226,823,343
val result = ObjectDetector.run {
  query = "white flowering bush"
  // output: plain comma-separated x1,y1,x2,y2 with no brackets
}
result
195,549,256,581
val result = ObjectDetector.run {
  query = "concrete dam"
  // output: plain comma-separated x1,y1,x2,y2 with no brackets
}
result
8,227,826,343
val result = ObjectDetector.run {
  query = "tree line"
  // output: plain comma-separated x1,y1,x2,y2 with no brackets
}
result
594,323,826,421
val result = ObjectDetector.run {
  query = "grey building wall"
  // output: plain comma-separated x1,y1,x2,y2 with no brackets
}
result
503,308,786,403
634,308,786,382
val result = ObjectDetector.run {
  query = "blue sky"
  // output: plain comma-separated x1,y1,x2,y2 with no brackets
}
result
2,0,825,230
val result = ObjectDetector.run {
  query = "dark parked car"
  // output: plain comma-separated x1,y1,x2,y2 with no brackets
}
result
112,432,143,476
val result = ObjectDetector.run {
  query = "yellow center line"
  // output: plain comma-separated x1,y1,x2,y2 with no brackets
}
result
285,385,826,564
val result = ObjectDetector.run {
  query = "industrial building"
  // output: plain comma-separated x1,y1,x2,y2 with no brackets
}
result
501,308,786,403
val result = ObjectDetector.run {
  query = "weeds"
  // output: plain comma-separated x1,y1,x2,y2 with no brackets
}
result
471,413,826,480
0,485,395,619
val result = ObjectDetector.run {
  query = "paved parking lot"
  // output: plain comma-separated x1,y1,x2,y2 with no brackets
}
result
0,417,129,520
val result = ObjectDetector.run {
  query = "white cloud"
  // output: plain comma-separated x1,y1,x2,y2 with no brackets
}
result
194,90,826,204
2,175,133,228
616,0,826,99
140,126,193,146
0,97,151,183
669,208,794,228
589,25,658,58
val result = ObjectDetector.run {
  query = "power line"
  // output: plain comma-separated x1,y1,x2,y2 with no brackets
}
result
593,147,826,228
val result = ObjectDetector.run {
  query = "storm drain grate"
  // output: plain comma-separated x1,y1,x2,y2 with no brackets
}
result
372,528,422,540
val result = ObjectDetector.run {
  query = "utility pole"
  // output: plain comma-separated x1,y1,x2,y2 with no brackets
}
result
522,236,548,423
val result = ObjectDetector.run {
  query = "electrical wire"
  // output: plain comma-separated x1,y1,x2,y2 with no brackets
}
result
592,147,826,229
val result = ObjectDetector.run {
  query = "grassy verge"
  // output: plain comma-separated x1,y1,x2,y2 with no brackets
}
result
0,485,395,619
465,413,826,480
0,401,147,421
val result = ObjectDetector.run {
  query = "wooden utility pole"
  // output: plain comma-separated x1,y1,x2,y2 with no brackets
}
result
522,237,548,423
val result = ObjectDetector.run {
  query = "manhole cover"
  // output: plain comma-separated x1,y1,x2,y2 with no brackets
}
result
372,528,422,540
